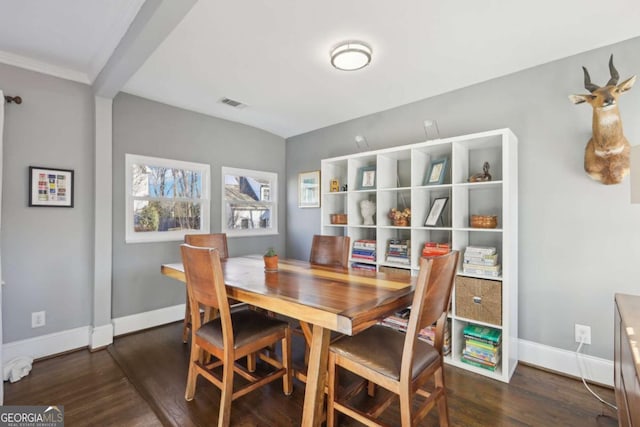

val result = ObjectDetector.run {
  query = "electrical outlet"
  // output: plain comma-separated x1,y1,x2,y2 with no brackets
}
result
32,311,45,328
575,324,591,345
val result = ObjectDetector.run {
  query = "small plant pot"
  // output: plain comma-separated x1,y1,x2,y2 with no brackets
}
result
264,255,279,272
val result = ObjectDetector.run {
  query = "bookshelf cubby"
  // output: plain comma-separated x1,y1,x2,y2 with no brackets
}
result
320,128,518,383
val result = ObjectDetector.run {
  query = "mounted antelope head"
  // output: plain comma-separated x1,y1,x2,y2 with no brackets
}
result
569,55,636,185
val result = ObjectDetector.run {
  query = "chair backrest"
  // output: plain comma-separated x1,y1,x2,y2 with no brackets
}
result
184,233,229,259
180,244,233,345
309,235,351,268
401,251,459,377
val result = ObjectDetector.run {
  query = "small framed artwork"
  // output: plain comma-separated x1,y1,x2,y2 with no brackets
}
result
357,166,376,190
330,178,340,192
424,158,448,185
424,197,448,226
298,170,320,208
29,166,74,208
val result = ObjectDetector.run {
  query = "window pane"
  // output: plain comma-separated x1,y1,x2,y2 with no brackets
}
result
132,164,203,199
225,201,272,230
224,173,272,230
133,200,201,232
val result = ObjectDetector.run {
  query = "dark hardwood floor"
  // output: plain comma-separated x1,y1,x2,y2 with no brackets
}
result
6,322,619,426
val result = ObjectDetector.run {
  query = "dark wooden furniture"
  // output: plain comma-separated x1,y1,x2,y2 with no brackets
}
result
327,252,459,427
309,234,350,269
161,255,414,426
182,233,229,342
615,293,640,427
180,245,292,426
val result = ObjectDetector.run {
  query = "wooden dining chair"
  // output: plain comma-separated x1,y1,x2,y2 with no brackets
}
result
309,234,351,268
182,233,230,342
296,234,352,377
181,244,292,427
326,251,459,427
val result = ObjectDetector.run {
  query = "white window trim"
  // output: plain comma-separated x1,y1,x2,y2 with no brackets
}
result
125,154,210,243
221,166,278,237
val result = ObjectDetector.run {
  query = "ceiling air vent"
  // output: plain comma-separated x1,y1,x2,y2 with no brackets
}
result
219,97,247,109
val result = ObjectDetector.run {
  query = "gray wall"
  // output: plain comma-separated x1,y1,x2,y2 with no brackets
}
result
112,93,286,318
0,63,94,342
286,37,640,360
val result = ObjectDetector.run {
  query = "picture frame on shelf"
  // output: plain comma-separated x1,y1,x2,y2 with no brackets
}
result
298,170,320,208
424,197,448,226
329,178,340,192
28,166,74,208
357,166,376,190
424,158,448,185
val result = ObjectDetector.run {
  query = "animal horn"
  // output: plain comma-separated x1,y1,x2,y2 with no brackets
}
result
607,54,619,86
582,66,599,93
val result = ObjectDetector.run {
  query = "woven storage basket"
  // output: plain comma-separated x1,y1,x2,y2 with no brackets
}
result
455,276,502,326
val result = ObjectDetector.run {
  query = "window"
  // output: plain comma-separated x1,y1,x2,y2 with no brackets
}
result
125,154,210,243
222,167,277,236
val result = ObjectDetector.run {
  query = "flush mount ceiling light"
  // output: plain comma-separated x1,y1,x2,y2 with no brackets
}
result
330,41,372,71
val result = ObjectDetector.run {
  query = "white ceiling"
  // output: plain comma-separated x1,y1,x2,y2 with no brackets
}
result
2,0,640,138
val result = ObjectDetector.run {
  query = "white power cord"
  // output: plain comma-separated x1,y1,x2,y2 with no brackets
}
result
575,338,617,411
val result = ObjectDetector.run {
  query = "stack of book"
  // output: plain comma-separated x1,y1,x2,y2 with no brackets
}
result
461,324,501,371
386,239,410,264
379,308,450,355
462,246,501,277
351,262,376,271
422,242,451,257
352,239,376,262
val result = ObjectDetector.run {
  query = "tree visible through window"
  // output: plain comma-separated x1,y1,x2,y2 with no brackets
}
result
126,154,210,243
222,167,277,236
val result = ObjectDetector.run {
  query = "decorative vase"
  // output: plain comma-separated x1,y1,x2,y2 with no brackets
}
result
393,218,409,227
264,255,278,272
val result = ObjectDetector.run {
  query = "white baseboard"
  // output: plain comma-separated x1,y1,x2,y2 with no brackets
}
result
518,339,613,387
2,305,183,362
0,313,614,389
112,304,185,336
3,326,90,362
90,323,114,349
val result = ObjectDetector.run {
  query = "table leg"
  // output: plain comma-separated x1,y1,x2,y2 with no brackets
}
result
301,324,331,427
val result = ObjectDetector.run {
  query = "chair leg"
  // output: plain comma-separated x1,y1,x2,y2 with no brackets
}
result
247,353,256,372
399,387,412,427
219,357,234,427
435,366,450,427
182,291,190,343
185,342,199,401
326,352,337,427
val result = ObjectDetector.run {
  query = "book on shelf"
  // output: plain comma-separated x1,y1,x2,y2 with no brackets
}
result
385,256,411,264
463,253,498,265
379,312,451,356
386,239,410,264
462,263,501,272
463,324,502,345
422,242,451,257
463,346,500,364
351,262,376,271
462,267,501,277
353,239,377,249
460,354,498,372
464,246,497,256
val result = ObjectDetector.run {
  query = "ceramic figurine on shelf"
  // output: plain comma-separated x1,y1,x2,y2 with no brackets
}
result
360,199,376,225
469,162,492,182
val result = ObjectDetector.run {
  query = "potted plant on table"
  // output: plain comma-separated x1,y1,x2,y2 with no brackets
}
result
264,247,278,272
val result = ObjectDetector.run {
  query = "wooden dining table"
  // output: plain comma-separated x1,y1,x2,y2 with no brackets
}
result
161,255,415,426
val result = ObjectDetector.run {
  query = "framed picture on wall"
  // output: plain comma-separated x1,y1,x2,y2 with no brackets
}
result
28,166,74,208
298,170,320,208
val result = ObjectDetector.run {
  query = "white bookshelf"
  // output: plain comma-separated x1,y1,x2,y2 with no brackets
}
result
320,128,518,383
